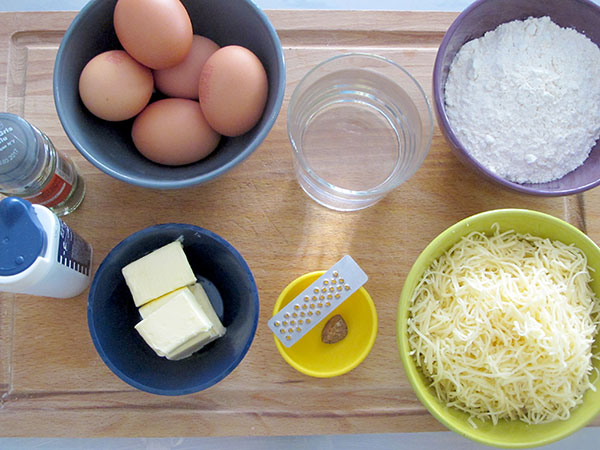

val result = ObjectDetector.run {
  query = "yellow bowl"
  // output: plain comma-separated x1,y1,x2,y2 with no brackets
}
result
397,209,600,448
273,271,378,377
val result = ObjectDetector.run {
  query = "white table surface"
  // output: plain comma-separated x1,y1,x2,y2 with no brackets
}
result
0,0,599,449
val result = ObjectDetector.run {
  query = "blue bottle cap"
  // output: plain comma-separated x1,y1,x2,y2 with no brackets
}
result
0,197,46,276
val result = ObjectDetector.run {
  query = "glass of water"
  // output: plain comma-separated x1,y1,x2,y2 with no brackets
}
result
287,53,433,211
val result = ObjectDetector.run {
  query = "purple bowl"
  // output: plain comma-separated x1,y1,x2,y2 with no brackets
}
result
433,0,600,196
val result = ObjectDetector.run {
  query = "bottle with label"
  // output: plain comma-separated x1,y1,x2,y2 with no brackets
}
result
0,197,93,298
0,113,85,217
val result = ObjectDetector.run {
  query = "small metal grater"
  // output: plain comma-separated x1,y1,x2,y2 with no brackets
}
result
268,255,368,347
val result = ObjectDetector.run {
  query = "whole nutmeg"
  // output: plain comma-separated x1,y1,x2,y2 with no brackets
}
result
321,314,348,344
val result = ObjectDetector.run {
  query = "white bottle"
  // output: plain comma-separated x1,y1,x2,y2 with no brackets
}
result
0,197,92,298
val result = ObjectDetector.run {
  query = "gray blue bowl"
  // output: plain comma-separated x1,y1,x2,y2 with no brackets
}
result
54,0,285,189
87,224,259,395
433,0,600,196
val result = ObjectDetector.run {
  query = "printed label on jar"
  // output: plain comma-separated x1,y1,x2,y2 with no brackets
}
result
57,220,92,276
22,152,75,207
23,173,72,207
53,150,75,183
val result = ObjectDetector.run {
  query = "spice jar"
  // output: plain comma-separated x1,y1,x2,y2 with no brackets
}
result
0,113,85,216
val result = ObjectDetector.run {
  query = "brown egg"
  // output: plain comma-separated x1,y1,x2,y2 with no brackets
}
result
132,98,220,166
199,45,268,137
78,50,153,121
113,0,193,70
154,35,220,100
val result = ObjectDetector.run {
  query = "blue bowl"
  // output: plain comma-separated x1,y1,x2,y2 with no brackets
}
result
54,0,285,189
87,224,259,395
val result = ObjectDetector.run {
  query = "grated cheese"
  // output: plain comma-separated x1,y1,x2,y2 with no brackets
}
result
408,225,600,426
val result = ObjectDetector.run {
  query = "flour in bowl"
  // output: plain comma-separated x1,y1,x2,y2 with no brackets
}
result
444,16,600,184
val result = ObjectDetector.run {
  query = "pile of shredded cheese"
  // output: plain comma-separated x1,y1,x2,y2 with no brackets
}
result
407,225,600,426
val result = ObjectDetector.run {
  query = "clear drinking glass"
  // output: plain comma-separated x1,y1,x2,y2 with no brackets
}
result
287,53,433,211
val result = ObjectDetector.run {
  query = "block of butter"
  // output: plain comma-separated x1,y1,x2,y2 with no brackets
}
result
122,240,196,307
190,283,226,337
135,285,226,360
135,287,212,360
140,284,226,337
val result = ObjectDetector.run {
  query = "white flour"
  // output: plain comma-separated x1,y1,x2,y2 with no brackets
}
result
444,16,600,184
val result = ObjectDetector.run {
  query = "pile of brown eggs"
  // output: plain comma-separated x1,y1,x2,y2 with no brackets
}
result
78,0,268,166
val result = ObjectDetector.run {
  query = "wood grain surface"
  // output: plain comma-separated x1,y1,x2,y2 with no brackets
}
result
0,10,598,437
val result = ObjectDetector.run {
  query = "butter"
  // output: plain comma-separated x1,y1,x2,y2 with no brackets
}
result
166,323,220,360
134,288,213,359
138,287,186,320
136,284,226,360
122,240,196,307
190,283,226,337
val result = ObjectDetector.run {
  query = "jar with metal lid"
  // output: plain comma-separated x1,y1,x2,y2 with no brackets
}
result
0,113,85,216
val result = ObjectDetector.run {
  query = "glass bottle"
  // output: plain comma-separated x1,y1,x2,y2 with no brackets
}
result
0,113,85,216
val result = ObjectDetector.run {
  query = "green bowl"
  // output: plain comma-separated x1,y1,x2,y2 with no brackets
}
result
397,209,600,448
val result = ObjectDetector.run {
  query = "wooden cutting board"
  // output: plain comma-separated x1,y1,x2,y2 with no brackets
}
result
0,10,598,437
